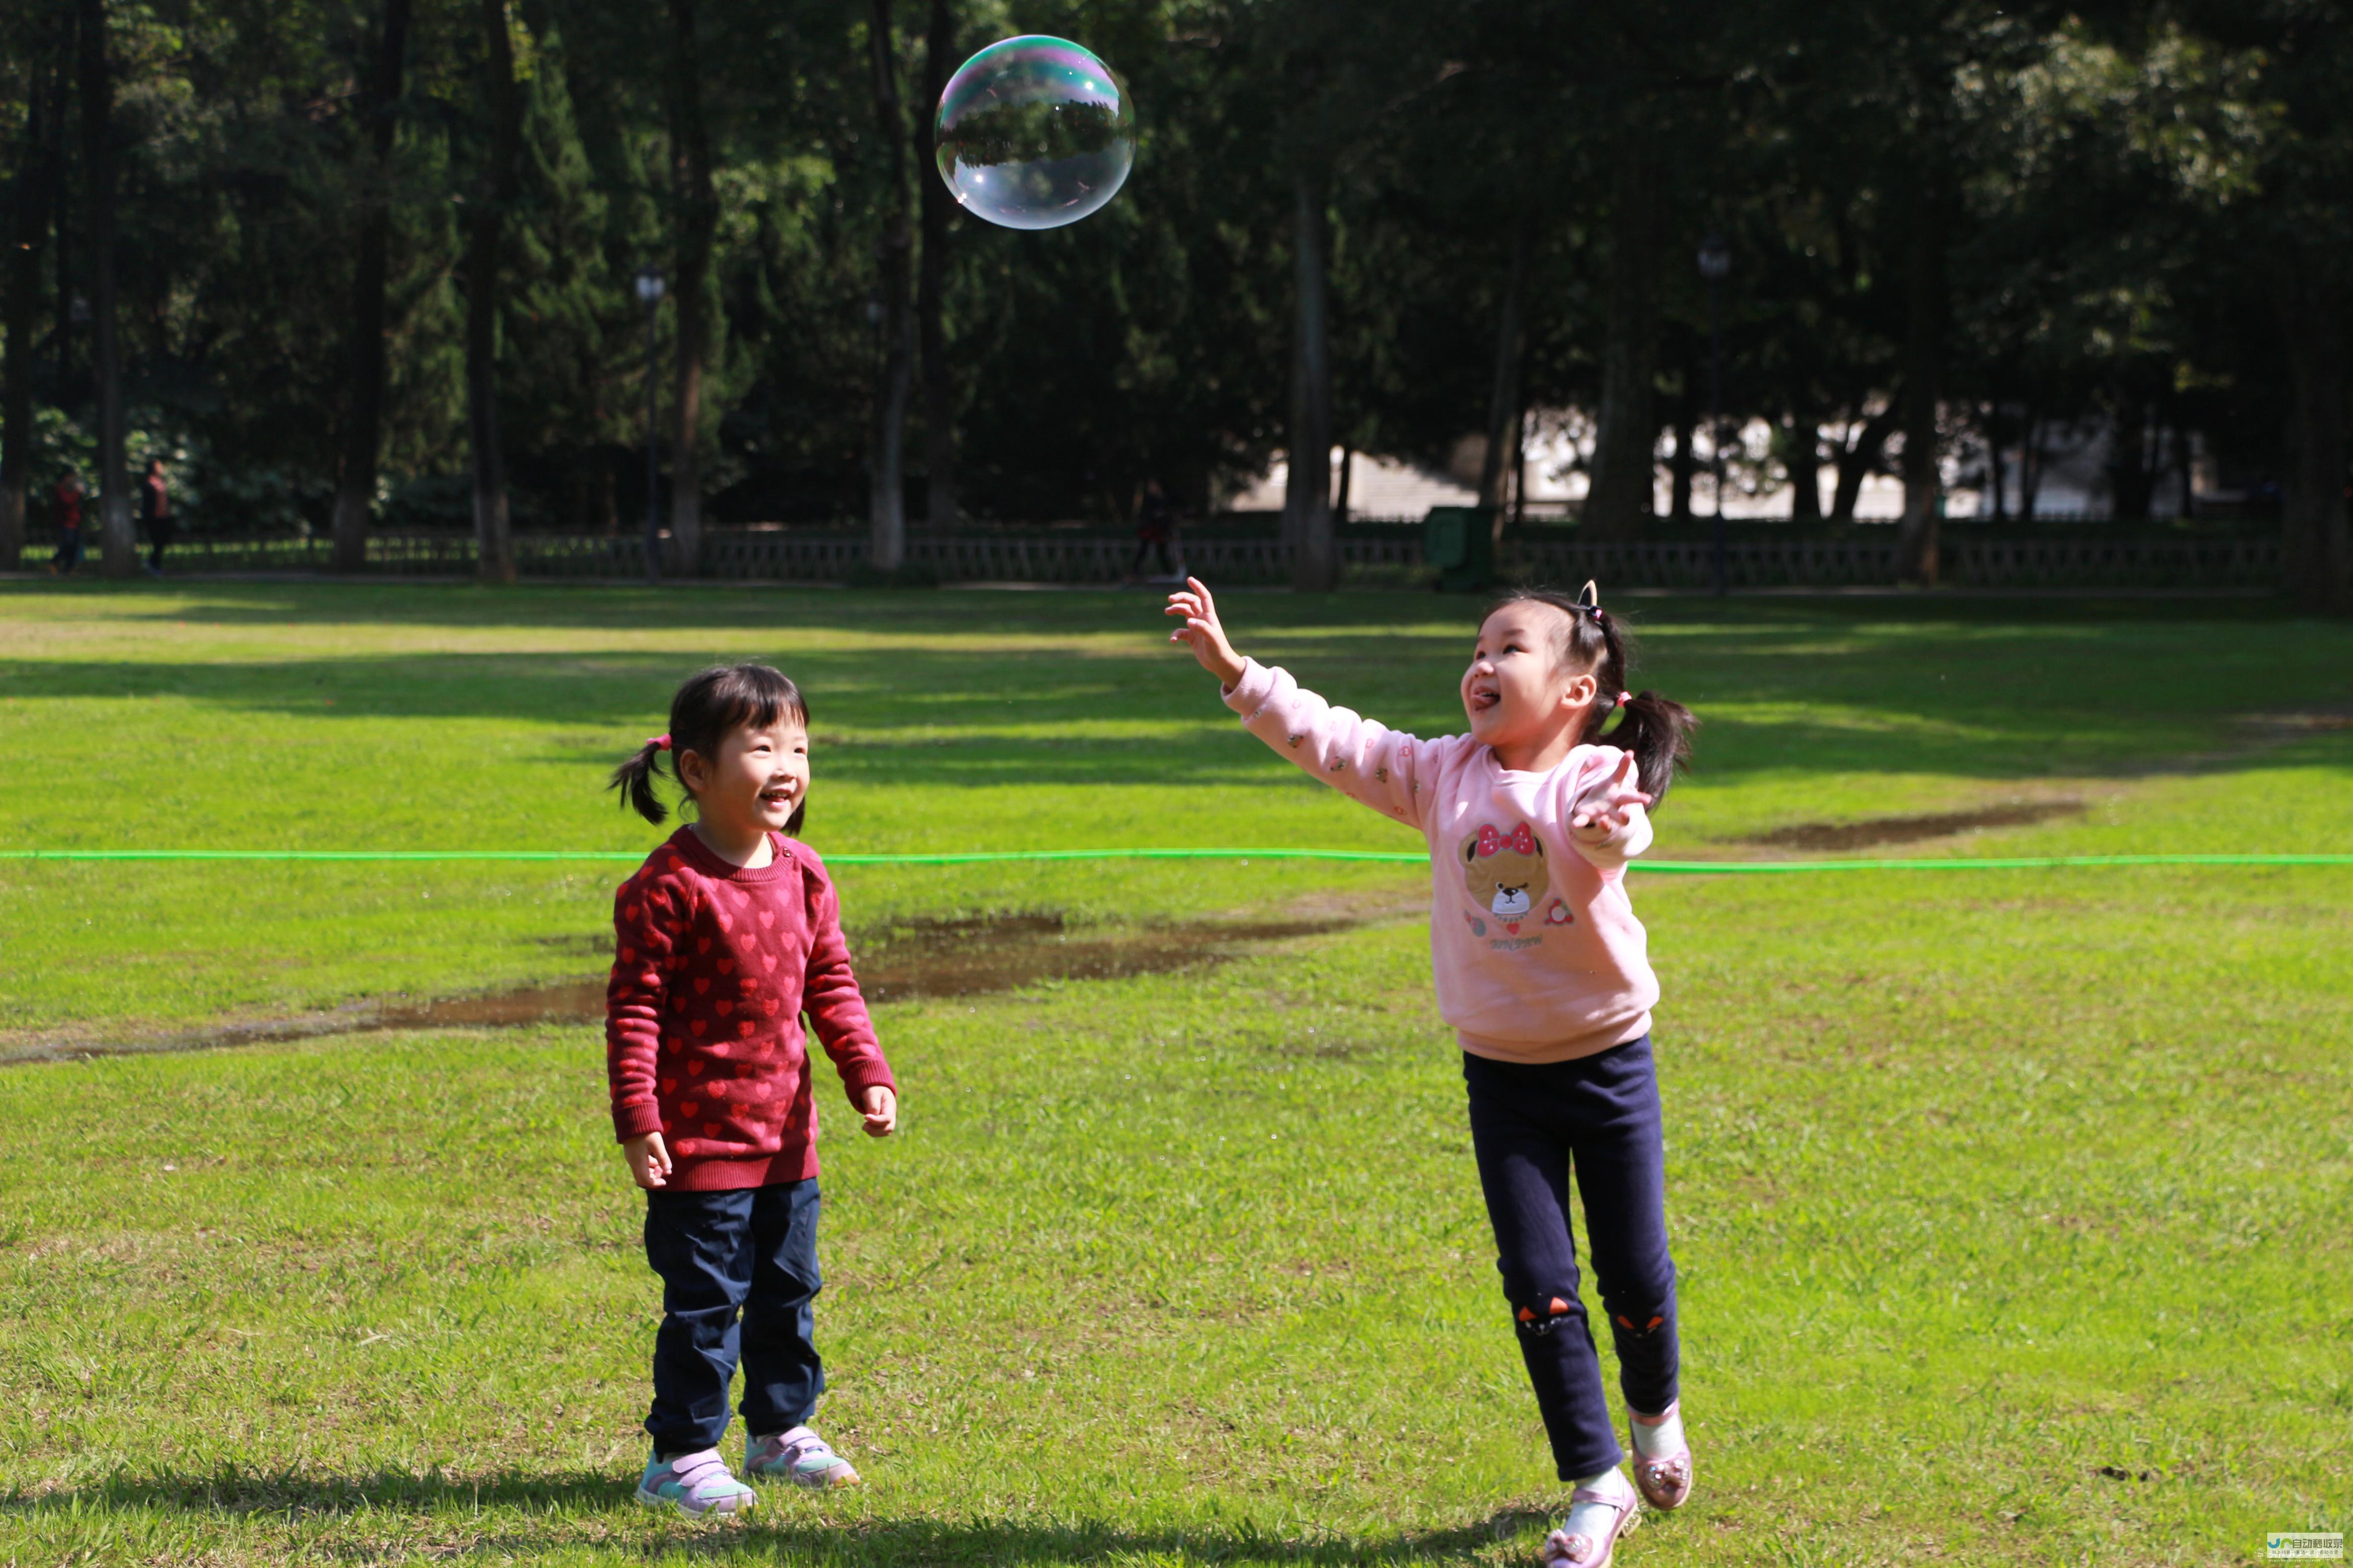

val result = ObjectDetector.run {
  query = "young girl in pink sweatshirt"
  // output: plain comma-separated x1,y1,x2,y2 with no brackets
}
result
1166,578,1697,1568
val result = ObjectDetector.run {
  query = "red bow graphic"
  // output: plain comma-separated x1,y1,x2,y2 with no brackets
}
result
1475,823,1538,857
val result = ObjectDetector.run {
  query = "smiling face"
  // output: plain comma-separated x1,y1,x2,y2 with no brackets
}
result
680,717,810,845
1461,602,1600,765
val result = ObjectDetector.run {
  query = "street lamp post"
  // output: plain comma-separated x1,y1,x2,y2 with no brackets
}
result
1697,233,1731,597
635,265,666,582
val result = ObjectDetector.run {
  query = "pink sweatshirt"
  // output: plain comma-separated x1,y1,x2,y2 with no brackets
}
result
1225,659,1658,1064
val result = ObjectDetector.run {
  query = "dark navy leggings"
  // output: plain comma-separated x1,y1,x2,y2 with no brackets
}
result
1463,1037,1679,1480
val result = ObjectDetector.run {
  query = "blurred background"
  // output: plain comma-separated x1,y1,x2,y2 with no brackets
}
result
0,0,2346,606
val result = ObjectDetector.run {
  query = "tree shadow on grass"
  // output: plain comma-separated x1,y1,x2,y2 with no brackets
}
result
8,577,2316,635
8,592,2352,788
3,1468,1562,1564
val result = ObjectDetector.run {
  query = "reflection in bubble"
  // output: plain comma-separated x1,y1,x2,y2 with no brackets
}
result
934,35,1134,231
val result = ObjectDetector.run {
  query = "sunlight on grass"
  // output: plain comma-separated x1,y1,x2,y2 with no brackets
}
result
2,583,2348,1563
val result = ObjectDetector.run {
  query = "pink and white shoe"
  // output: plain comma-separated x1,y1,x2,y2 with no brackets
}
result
1542,1471,1641,1568
1628,1402,1693,1511
745,1425,861,1489
634,1447,756,1517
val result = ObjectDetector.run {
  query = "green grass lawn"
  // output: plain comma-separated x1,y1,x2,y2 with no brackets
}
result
2,582,2349,1565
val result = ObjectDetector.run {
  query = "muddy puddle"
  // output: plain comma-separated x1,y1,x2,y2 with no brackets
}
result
1747,799,2085,851
9,910,1360,1064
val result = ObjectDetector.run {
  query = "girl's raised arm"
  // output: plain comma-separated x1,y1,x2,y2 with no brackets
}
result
1165,579,1435,831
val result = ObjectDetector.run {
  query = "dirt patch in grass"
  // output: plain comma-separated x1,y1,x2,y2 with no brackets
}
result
855,911,1354,1002
3,911,1360,1064
1747,799,2086,851
2244,705,2353,732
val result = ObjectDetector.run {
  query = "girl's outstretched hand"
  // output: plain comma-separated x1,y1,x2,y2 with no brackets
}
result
1165,577,1247,687
1571,787,1654,840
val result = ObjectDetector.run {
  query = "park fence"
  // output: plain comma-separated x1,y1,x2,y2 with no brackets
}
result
16,527,2284,591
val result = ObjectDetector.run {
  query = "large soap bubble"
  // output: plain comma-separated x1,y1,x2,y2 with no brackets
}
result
934,36,1134,231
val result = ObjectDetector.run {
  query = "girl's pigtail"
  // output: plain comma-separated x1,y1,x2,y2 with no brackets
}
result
1613,691,1697,803
1584,603,1695,803
607,738,671,825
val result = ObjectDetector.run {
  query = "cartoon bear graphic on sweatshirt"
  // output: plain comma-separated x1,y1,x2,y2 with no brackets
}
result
1459,821,1579,940
1460,822,1550,935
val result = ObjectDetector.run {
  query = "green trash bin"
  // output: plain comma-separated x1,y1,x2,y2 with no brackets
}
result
1423,505,1496,592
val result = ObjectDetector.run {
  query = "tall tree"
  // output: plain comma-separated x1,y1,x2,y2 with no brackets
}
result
865,0,912,570
663,0,715,573
1583,140,1663,540
2272,244,2348,612
462,0,524,583
916,0,957,531
1893,165,1948,585
3,29,63,570
74,0,132,575
330,0,413,573
1284,165,1335,590
1477,213,1532,524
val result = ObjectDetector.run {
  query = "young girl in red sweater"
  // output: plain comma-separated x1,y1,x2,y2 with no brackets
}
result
605,664,899,1517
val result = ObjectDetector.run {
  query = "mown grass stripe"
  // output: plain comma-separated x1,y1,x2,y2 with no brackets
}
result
3,848,2348,870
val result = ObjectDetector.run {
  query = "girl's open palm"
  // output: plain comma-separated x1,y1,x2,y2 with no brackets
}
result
1165,578,1246,686
1571,787,1654,839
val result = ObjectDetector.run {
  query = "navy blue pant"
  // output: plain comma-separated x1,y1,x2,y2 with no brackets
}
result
642,1179,824,1455
1463,1037,1679,1480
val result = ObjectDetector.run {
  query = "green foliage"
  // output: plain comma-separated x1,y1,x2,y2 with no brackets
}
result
1,0,2347,531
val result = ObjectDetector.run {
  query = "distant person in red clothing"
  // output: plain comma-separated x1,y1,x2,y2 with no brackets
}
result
603,663,898,1517
140,455,175,575
48,470,85,574
1124,476,1183,584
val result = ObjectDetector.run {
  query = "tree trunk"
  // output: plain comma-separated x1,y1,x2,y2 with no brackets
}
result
1894,170,1947,586
330,0,412,573
866,0,912,571
1478,213,1532,513
2108,381,2152,522
2018,414,2045,520
1284,166,1334,591
3,55,58,569
76,0,133,576
665,0,716,575
2171,418,2195,520
1507,406,1527,531
1334,445,1353,524
1830,406,1896,522
2273,245,2350,613
1583,144,1661,540
1668,382,1694,524
1784,412,1821,523
917,0,957,532
1984,402,2006,522
463,0,523,584
51,34,71,397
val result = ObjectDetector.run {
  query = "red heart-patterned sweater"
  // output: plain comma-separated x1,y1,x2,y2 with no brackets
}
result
606,828,895,1191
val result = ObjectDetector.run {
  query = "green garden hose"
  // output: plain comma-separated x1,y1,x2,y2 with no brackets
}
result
3,849,2347,872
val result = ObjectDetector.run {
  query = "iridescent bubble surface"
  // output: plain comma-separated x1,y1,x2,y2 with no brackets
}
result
934,36,1134,231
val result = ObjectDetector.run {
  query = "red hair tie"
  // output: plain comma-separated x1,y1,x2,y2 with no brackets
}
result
647,733,671,751
1615,691,1632,708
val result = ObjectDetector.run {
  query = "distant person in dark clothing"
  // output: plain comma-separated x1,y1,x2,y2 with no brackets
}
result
48,471,85,575
1127,478,1183,583
141,456,175,575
